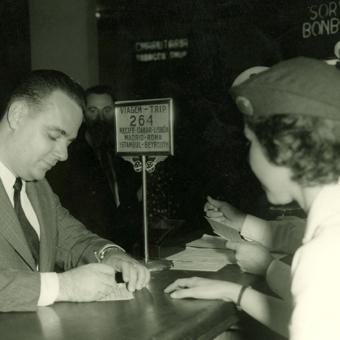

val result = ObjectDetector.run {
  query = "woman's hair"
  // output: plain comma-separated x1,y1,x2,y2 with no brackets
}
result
245,114,340,186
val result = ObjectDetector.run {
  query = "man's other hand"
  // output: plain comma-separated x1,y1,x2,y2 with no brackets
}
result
102,251,150,292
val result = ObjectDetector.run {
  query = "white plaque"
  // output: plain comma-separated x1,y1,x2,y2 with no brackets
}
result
115,98,174,155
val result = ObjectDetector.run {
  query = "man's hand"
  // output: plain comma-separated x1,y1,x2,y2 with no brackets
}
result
204,196,246,232
226,241,274,276
56,263,117,302
102,251,150,292
164,277,241,303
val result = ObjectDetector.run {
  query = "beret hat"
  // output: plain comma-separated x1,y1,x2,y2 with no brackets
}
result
229,57,340,120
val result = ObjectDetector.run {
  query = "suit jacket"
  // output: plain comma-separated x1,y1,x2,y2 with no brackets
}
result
0,178,111,312
46,124,143,252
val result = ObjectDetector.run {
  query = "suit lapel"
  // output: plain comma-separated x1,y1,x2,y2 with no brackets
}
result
26,181,55,272
0,179,36,270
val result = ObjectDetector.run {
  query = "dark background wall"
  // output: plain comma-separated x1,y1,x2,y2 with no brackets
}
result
95,0,340,226
97,0,340,99
0,0,30,113
1,0,339,227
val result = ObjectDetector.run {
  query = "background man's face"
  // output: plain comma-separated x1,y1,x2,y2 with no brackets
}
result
85,93,115,124
84,93,115,146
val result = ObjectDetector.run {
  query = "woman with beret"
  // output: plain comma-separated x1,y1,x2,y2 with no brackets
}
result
165,57,340,340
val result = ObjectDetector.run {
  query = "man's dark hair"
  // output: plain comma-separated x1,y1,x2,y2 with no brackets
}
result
245,114,340,186
85,85,115,104
2,69,85,120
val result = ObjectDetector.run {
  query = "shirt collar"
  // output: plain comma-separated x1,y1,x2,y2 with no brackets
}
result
0,161,26,204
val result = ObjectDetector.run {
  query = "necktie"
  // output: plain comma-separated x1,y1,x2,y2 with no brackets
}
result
13,178,40,266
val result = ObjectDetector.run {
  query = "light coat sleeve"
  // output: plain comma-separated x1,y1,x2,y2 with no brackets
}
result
241,215,306,254
266,259,292,300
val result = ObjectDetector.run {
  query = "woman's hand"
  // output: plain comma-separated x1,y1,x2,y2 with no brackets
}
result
204,196,246,232
164,277,241,303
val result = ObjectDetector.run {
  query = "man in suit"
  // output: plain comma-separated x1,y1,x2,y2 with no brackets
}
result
0,70,150,312
47,85,143,252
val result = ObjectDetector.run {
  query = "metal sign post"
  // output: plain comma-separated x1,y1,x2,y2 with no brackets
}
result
115,98,174,271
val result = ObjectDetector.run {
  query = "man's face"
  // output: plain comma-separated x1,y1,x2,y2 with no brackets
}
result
84,93,115,124
84,93,115,145
8,90,83,181
244,124,294,205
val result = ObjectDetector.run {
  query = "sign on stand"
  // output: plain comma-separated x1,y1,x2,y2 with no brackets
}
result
114,98,174,271
115,98,174,156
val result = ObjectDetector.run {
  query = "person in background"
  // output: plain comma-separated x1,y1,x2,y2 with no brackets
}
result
47,85,143,252
165,57,340,340
0,70,150,313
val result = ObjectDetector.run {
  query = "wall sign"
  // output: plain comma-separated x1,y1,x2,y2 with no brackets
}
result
115,98,174,155
303,1,340,38
135,38,188,62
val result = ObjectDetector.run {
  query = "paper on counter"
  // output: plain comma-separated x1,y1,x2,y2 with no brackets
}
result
166,247,234,272
205,217,249,243
170,261,226,272
98,283,134,301
186,234,227,249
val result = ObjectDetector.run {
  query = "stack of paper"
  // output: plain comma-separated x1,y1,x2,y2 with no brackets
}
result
166,244,235,272
166,218,251,272
186,234,227,249
205,217,249,243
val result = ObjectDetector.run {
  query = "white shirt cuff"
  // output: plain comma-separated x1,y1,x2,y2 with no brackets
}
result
38,272,59,306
